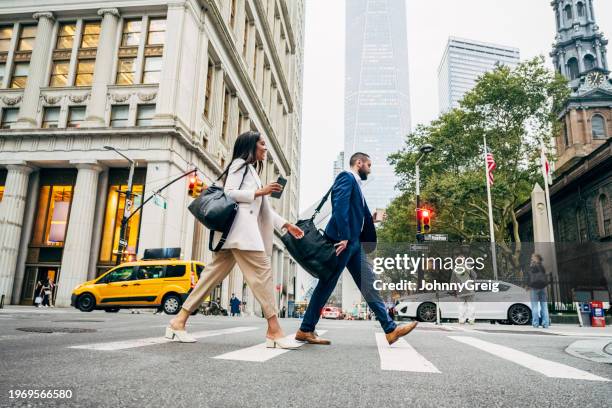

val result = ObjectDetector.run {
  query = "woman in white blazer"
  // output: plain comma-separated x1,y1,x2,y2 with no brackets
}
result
166,131,304,349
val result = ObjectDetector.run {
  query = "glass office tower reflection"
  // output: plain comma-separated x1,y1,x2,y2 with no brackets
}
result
344,0,411,210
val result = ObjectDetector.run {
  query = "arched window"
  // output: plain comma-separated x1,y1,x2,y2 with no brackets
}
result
577,2,585,17
584,54,596,71
592,114,607,139
576,207,587,242
598,194,611,237
564,4,573,22
567,58,580,80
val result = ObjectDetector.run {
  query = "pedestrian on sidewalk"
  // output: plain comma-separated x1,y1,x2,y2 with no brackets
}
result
527,253,550,328
451,250,477,325
230,293,241,316
41,279,55,308
33,280,43,307
166,131,304,349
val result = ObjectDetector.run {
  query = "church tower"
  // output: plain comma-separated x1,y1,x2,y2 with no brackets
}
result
551,0,612,172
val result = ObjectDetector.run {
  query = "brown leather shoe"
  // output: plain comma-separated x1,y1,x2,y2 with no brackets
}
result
385,321,418,345
295,329,331,345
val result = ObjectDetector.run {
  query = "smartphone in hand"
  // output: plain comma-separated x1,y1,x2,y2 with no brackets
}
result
271,176,287,199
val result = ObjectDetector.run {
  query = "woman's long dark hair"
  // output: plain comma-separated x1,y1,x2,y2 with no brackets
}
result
221,131,263,183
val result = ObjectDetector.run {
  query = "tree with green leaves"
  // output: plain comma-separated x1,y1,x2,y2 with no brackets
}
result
379,57,569,275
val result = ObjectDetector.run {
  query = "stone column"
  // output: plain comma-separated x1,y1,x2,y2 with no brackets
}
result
155,2,186,125
576,43,585,73
138,161,189,258
14,12,55,129
87,168,108,280
585,0,593,22
0,164,35,304
84,8,120,127
56,162,102,307
595,41,603,68
12,169,39,304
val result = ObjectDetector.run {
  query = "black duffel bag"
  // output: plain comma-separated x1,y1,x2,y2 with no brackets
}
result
188,164,248,252
281,187,338,280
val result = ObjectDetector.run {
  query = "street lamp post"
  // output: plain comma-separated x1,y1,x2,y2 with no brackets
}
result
415,144,434,242
104,146,135,265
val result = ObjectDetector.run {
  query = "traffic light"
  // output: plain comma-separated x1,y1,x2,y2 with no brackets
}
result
188,175,205,198
416,208,432,234
193,177,205,197
422,209,431,232
188,176,196,197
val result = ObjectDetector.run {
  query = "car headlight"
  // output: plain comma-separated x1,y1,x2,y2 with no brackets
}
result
73,284,82,291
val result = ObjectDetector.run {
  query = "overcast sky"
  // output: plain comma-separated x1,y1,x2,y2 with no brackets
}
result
298,0,612,212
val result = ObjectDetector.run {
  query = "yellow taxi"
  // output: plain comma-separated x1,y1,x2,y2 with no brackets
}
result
71,254,203,315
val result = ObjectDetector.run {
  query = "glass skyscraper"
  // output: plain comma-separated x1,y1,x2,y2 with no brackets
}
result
438,37,520,113
344,0,411,210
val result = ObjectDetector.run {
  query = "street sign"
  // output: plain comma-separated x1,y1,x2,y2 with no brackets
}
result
153,195,167,209
119,239,128,247
409,244,429,251
424,234,448,241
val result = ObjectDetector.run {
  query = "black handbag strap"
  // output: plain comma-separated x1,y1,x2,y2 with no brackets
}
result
215,161,249,189
208,164,249,252
311,185,333,220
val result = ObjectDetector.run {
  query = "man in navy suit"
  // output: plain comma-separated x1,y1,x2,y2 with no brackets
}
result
295,152,418,345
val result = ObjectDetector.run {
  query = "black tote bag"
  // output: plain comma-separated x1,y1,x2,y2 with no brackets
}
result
188,164,248,252
281,187,338,280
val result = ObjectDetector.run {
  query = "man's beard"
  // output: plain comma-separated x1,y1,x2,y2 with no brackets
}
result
358,168,368,180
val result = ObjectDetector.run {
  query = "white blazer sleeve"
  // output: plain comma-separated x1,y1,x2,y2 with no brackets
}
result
270,206,287,230
225,159,256,203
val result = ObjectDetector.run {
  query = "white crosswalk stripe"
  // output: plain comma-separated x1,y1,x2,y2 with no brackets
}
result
214,330,328,362
375,333,440,373
449,336,610,382
68,326,257,351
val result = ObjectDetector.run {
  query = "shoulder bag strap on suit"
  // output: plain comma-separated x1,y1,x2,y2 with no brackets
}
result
209,165,249,252
311,185,333,221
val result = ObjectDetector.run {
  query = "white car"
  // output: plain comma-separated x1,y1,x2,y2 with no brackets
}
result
395,280,532,325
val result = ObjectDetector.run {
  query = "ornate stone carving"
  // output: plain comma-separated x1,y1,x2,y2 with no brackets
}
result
110,93,130,103
137,92,157,102
97,8,120,18
33,12,54,21
2,95,22,105
69,93,90,103
43,94,62,105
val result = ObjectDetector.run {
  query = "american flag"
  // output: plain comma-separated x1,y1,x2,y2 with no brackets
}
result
486,152,496,185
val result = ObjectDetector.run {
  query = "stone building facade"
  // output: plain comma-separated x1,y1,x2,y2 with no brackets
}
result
0,0,305,315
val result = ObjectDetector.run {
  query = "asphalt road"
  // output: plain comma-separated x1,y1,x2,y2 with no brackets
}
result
1,307,611,408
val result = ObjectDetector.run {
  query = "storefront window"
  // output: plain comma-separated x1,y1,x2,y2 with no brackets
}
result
31,185,73,246
99,183,144,263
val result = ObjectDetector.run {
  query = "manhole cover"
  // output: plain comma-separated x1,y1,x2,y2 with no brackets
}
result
16,327,97,334
475,329,558,335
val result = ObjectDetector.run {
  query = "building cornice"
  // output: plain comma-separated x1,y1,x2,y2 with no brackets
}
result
201,0,291,175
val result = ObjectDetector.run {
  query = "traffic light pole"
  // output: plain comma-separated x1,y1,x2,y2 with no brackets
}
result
415,159,423,243
116,161,135,265
114,168,198,264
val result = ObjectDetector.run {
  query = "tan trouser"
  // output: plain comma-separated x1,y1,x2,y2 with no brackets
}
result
181,249,277,319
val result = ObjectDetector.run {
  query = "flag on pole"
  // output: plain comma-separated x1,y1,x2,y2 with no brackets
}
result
486,152,496,185
540,144,553,185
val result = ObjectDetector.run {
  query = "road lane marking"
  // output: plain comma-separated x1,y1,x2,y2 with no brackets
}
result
449,336,609,382
68,326,257,351
214,330,328,362
375,333,440,373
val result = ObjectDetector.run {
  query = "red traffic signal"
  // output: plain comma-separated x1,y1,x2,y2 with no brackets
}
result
416,208,433,233
188,175,205,198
